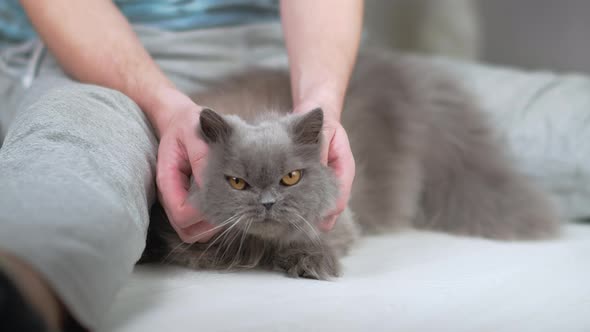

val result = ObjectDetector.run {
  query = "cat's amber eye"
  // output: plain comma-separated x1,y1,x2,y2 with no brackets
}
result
227,176,248,190
280,170,302,186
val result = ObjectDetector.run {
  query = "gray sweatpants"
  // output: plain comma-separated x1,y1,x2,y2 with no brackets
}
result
0,23,286,329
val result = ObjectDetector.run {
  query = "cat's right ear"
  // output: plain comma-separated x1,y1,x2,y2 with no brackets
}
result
199,108,232,144
290,108,324,145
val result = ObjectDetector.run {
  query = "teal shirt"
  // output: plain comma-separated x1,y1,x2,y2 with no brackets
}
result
0,0,279,44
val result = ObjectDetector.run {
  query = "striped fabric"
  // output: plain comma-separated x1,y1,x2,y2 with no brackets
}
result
0,0,279,45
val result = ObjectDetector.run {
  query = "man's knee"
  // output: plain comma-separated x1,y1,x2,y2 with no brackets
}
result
30,82,145,130
4,80,157,158
0,79,158,232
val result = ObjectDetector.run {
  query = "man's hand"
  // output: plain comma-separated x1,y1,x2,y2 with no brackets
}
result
151,87,218,243
281,0,362,231
20,0,217,243
320,118,355,231
294,103,355,232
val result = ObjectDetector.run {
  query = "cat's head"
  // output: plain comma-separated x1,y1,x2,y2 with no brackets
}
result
195,108,338,242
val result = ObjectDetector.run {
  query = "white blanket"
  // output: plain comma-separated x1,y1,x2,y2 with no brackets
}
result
101,58,590,332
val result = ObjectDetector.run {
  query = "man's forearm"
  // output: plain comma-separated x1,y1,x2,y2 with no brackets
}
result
20,0,173,135
280,0,363,118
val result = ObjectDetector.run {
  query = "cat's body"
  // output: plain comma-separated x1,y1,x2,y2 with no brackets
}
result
143,52,559,279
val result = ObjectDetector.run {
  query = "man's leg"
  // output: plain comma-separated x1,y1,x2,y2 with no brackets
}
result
0,22,287,330
0,70,157,329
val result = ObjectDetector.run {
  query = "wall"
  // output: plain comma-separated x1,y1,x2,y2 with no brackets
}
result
480,0,590,74
364,0,590,74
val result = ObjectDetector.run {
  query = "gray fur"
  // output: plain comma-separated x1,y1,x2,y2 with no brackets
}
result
143,52,559,279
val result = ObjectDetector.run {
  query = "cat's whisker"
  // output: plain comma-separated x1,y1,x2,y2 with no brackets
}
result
237,219,253,255
294,213,320,238
221,218,251,268
162,241,191,264
229,218,253,270
212,228,237,265
294,213,322,243
217,222,242,266
238,219,265,270
216,214,250,263
192,213,241,239
288,217,320,246
168,213,240,264
294,214,325,255
197,214,245,266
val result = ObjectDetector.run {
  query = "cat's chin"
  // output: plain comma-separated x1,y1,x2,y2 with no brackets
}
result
242,219,288,239
240,218,319,244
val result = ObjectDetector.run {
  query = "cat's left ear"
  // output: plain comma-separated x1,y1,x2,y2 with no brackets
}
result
199,108,233,144
290,108,324,145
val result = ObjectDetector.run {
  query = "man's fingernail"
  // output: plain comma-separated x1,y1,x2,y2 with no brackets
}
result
319,216,337,232
187,231,214,243
183,222,216,243
195,233,215,243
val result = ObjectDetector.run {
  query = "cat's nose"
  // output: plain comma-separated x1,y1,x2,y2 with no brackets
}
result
262,202,274,210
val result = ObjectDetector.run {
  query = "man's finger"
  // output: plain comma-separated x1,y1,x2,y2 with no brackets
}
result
320,126,336,165
330,127,355,204
186,132,209,187
321,126,355,231
157,136,202,228
318,215,338,232
176,221,218,243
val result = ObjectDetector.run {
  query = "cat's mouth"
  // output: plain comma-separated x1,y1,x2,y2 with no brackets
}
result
234,215,319,243
242,218,289,238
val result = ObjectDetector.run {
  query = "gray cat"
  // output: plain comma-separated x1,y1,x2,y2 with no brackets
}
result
142,52,560,280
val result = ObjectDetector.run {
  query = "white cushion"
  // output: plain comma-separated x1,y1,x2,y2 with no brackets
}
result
103,225,590,332
433,57,590,220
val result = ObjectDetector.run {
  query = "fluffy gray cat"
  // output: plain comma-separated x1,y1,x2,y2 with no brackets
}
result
142,52,560,280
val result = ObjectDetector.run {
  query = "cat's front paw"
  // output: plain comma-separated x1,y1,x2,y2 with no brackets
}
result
275,247,341,280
